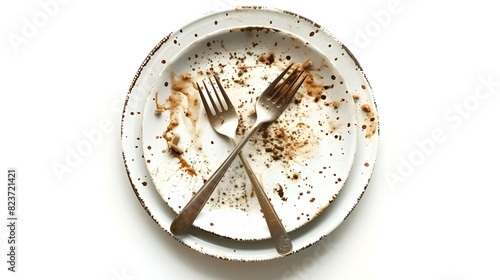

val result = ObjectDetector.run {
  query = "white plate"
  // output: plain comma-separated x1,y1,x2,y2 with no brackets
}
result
121,7,378,261
141,23,358,240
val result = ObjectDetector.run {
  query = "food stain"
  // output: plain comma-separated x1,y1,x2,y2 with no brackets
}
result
157,73,201,176
176,155,197,176
360,103,377,138
304,74,324,102
274,184,287,201
258,52,275,66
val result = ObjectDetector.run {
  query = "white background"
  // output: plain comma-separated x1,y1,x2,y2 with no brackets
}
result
1,0,499,279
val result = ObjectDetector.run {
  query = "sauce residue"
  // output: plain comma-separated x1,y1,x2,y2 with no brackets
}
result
157,73,200,175
304,74,324,102
176,155,197,176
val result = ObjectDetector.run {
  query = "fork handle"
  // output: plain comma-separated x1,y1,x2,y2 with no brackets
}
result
232,139,293,255
170,122,264,236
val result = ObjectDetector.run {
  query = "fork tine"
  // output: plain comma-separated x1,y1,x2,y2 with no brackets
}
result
209,77,226,111
264,63,294,99
273,71,307,107
277,71,308,106
269,67,300,102
197,82,214,116
203,80,222,113
213,74,232,111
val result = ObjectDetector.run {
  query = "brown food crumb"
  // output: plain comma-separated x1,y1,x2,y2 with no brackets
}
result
274,184,288,201
169,143,183,154
176,155,196,176
258,52,275,65
361,104,371,113
172,134,180,145
302,59,313,69
154,91,168,114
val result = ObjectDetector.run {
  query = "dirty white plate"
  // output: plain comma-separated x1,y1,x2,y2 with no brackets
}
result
141,25,358,240
121,7,378,260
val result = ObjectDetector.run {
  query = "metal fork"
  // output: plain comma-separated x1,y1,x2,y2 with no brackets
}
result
197,74,292,255
171,64,307,239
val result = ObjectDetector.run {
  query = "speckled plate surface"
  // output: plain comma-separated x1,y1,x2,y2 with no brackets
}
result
141,25,358,240
121,6,378,260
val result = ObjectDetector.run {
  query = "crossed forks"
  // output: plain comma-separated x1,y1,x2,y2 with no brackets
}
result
170,64,307,255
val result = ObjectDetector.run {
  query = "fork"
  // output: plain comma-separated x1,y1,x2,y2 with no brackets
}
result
197,74,292,255
170,64,308,239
